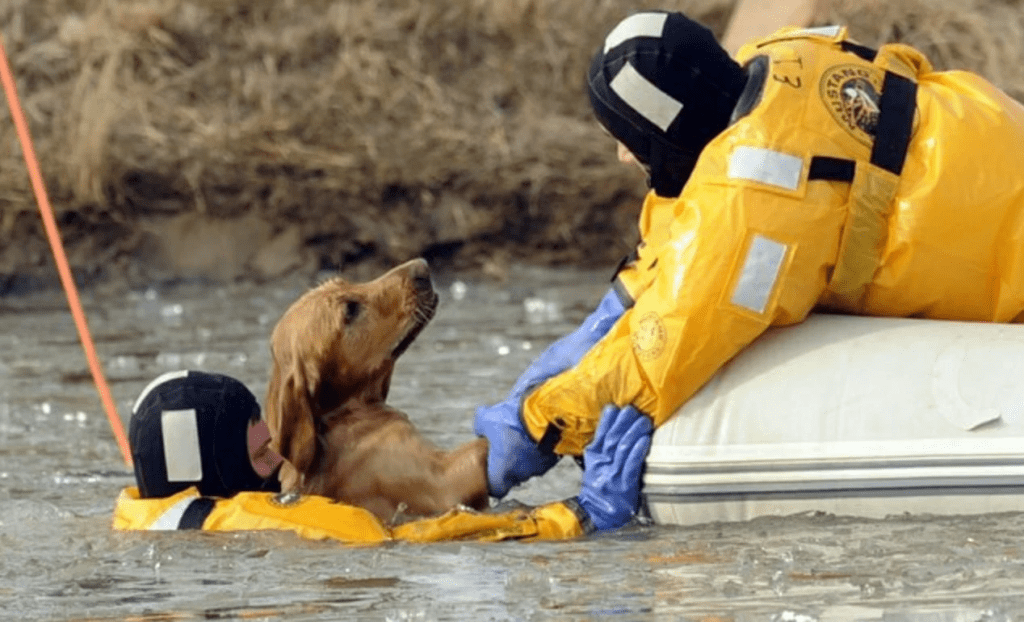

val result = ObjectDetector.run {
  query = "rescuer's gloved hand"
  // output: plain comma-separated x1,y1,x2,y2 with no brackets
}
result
474,400,560,499
574,404,653,532
474,289,626,498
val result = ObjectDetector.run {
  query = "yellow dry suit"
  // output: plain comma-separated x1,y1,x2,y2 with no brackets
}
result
523,25,1024,455
113,486,586,544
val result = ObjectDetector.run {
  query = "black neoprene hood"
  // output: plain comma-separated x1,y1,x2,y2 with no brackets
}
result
130,370,280,498
587,11,747,197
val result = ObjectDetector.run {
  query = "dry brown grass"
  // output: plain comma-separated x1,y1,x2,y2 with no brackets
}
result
1,0,1023,286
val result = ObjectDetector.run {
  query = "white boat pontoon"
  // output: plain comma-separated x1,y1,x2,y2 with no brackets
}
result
644,314,1024,525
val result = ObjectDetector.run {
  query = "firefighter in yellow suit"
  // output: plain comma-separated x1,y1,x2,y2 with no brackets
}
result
476,11,1024,498
113,370,645,542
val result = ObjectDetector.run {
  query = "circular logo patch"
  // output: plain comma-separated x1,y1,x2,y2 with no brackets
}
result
819,64,883,146
632,312,666,361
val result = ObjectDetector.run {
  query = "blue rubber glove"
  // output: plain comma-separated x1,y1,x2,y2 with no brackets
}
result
575,404,653,532
474,289,627,498
474,400,560,499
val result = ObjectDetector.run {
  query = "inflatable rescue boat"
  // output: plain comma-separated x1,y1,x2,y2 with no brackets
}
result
644,314,1024,525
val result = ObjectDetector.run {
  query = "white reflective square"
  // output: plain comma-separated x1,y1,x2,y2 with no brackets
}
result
149,497,194,531
728,146,803,191
610,62,683,132
731,235,788,314
161,409,203,482
794,25,842,38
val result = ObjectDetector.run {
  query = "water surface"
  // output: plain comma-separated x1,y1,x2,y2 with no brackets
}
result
2,265,1024,620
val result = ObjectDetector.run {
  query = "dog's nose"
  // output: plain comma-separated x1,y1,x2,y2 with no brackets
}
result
413,272,433,293
407,258,433,292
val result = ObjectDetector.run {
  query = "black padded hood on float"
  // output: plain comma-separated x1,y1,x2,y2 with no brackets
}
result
130,370,281,498
587,11,747,197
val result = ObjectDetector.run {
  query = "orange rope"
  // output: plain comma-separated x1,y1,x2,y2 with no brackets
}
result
0,36,132,467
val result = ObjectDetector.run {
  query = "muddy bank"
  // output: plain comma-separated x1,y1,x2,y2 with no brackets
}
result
1,0,1023,292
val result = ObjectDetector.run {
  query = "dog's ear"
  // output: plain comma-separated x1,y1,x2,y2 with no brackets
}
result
265,357,320,484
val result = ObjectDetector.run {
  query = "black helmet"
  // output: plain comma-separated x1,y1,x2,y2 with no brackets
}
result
129,370,281,498
588,11,746,197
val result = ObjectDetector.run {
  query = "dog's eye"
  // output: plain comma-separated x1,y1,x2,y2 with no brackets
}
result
343,299,361,324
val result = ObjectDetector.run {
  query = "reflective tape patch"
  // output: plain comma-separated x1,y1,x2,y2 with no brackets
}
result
728,146,803,190
149,496,194,531
793,25,842,38
161,409,203,483
604,12,668,53
610,62,683,132
132,369,189,414
732,235,788,314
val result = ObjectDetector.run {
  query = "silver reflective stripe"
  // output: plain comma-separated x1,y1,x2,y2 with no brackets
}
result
792,25,842,38
149,497,195,530
162,409,203,483
731,235,788,314
728,146,803,190
610,62,683,132
604,12,668,53
132,369,189,414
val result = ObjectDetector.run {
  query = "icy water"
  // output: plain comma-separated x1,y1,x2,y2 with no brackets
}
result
3,264,1024,621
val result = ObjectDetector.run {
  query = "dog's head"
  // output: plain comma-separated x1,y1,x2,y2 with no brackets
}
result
264,258,439,483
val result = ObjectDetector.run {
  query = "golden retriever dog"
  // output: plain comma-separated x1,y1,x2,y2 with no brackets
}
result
264,258,489,522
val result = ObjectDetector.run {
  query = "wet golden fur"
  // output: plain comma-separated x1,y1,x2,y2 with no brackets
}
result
264,259,489,522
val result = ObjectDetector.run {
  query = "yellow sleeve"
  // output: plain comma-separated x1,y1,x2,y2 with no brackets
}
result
616,191,683,303
522,164,846,455
523,500,588,541
389,501,586,543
